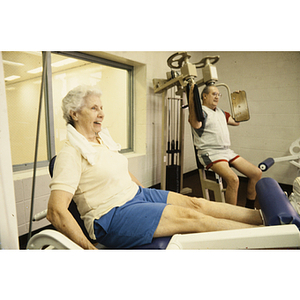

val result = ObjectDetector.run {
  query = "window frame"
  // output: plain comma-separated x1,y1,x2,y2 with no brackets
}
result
11,51,134,171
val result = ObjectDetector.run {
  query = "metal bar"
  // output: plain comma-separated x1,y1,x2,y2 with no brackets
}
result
179,96,184,192
28,53,48,241
161,91,167,190
167,96,171,166
176,97,180,166
215,83,233,117
52,51,133,70
53,51,133,71
127,68,134,151
43,52,56,160
154,74,186,94
274,154,300,163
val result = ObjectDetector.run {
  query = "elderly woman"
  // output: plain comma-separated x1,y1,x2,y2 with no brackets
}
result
47,85,264,249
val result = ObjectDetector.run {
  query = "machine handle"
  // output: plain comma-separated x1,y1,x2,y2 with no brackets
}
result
167,52,192,69
195,56,220,68
33,209,47,221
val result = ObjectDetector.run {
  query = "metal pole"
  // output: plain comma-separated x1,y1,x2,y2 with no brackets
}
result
27,52,47,241
161,91,167,190
44,52,55,160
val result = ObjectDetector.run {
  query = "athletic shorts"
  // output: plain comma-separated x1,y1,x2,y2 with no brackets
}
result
197,147,240,170
93,187,169,249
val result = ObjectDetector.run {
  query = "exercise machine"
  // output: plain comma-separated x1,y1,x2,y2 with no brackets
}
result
259,137,300,175
27,176,300,250
153,52,250,197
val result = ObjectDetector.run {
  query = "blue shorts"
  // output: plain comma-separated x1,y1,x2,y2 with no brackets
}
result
93,187,169,248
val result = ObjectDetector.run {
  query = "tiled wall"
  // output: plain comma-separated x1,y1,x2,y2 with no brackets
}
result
14,170,51,236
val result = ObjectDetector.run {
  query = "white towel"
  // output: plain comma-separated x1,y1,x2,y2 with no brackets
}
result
99,128,121,151
67,124,121,165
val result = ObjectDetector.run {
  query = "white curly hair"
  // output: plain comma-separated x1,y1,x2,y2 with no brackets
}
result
61,85,102,126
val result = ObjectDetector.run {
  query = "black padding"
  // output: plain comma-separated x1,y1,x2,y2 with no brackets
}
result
186,84,205,122
48,155,56,178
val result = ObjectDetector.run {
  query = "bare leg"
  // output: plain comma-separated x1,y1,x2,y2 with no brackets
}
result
230,157,262,200
166,192,263,225
154,194,262,238
210,161,239,205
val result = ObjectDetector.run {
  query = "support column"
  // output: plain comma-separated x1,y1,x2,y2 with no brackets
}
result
0,52,19,249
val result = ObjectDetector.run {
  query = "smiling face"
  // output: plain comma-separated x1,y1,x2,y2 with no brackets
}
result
70,94,104,142
202,86,221,110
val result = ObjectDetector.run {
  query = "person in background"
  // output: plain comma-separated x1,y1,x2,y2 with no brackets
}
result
188,83,262,207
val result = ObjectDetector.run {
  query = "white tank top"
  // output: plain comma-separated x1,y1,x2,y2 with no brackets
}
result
192,106,231,151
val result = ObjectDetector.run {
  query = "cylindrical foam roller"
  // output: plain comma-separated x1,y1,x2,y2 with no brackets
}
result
256,177,300,229
258,157,274,171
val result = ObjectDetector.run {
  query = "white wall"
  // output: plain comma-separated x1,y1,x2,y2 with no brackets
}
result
105,51,300,186
199,51,300,185
12,51,300,236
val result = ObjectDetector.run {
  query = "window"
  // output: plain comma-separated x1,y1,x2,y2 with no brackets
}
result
3,51,48,170
51,52,133,154
3,51,134,171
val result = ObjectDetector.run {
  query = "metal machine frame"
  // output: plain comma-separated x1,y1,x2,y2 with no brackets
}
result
259,137,300,175
153,52,250,194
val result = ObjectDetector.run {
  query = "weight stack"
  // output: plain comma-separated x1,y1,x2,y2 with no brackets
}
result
166,165,181,193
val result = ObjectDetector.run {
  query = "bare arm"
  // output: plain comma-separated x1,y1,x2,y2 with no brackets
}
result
47,190,97,250
188,83,202,129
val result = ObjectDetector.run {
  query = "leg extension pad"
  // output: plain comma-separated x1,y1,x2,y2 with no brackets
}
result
256,177,300,229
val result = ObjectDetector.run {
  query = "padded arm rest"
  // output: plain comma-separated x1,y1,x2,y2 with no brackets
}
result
256,177,300,229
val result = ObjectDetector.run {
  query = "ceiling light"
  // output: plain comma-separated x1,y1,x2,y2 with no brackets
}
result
5,75,20,81
23,51,42,56
51,58,77,67
3,60,24,67
27,67,43,74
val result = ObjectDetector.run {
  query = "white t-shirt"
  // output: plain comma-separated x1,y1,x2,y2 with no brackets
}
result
50,139,139,240
192,106,231,152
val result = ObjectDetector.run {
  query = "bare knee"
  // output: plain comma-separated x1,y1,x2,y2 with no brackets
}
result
154,205,204,237
226,173,239,190
186,196,210,213
246,167,262,185
253,168,262,181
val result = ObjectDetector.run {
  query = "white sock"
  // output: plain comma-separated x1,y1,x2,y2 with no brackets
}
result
259,209,265,225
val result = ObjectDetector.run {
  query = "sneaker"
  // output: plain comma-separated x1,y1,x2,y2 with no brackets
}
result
289,177,300,215
293,177,300,194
